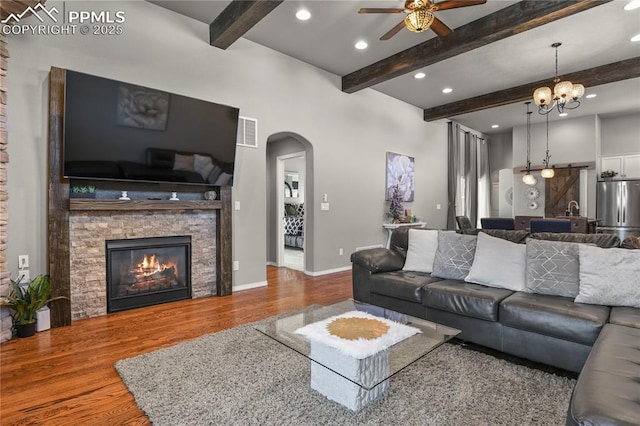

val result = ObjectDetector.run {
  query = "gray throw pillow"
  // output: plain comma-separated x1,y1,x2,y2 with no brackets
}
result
525,239,580,298
575,245,640,308
432,231,477,280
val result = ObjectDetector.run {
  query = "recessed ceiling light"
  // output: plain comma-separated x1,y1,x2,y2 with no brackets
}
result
414,72,426,79
559,112,568,117
295,9,311,20
586,93,597,99
355,40,368,50
631,33,640,42
442,87,453,94
624,0,640,11
491,124,500,129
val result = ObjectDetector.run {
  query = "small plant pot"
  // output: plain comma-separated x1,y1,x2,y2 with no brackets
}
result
15,322,37,338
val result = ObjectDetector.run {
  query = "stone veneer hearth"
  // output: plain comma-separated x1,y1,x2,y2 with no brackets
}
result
69,211,216,320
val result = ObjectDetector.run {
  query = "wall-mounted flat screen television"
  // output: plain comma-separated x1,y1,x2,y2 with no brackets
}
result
63,70,240,186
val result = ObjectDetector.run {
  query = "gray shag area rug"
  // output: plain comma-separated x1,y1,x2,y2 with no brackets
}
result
115,314,575,425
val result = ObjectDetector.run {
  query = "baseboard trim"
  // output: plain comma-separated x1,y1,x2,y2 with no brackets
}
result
266,261,277,266
304,266,351,277
233,281,268,292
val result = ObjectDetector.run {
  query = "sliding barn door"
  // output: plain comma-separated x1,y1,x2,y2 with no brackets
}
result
545,168,580,217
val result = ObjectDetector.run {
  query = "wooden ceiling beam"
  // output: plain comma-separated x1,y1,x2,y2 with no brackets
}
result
422,57,640,121
209,0,284,50
342,0,611,94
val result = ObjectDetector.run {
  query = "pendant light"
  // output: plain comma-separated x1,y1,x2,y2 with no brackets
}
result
541,113,555,178
522,102,537,185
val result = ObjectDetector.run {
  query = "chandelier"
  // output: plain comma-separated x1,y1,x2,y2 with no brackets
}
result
533,42,585,115
541,113,555,178
522,102,537,186
404,0,435,33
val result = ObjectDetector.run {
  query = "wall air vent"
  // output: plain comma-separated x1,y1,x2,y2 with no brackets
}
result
237,116,258,148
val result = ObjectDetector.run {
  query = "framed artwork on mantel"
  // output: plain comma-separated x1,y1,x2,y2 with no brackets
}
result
385,152,415,202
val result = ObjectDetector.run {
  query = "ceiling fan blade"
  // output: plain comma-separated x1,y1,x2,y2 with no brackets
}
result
358,8,405,13
432,0,487,11
380,20,406,40
430,17,453,37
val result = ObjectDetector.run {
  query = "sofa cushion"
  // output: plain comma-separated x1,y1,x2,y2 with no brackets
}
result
524,239,580,298
621,235,640,249
465,232,526,291
403,229,438,273
529,232,621,248
432,232,477,281
575,245,640,308
499,292,610,346
609,307,640,329
369,271,440,303
481,229,529,244
423,280,513,321
567,324,640,426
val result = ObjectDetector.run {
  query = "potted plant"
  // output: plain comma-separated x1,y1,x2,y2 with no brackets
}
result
0,275,66,338
70,185,97,198
387,185,405,223
600,170,618,181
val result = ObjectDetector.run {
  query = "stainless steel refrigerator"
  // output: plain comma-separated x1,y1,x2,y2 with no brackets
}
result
596,179,640,240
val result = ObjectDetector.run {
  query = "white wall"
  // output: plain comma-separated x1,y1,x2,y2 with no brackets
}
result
600,112,640,156
6,1,449,287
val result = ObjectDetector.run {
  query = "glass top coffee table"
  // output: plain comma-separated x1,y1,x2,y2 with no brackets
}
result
255,299,460,411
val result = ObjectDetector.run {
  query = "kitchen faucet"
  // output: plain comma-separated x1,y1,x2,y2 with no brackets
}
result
567,200,580,216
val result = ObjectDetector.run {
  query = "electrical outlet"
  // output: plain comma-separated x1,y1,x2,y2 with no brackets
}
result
436,204,442,210
234,201,241,210
339,248,344,256
321,202,330,211
18,255,29,269
233,261,239,271
18,270,30,283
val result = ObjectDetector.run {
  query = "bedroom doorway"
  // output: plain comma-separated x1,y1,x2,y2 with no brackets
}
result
277,152,305,271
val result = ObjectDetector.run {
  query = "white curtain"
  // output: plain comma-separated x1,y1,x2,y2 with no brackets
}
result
476,137,491,227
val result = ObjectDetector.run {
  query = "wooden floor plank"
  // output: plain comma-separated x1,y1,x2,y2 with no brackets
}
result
0,267,353,425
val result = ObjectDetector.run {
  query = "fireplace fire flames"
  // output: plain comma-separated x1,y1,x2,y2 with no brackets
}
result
119,253,180,295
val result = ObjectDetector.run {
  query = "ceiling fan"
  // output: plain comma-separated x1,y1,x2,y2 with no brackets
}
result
359,0,487,40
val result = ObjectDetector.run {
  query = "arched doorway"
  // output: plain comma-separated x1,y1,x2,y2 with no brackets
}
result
265,132,314,273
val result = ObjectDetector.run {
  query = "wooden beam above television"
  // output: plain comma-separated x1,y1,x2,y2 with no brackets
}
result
341,0,611,94
423,57,640,121
209,0,284,50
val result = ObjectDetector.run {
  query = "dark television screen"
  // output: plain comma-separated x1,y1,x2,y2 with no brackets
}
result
63,70,239,186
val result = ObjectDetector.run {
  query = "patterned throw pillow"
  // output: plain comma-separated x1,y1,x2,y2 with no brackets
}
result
575,245,640,308
432,232,477,280
525,239,580,298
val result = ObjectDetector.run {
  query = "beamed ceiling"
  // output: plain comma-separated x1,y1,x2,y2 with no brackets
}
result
150,0,640,134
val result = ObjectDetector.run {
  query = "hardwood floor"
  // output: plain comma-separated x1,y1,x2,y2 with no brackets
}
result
0,267,352,425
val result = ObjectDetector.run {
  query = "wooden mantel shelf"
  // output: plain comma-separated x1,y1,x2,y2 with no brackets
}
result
69,199,222,211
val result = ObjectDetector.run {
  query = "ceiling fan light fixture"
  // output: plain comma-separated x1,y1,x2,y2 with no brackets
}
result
404,9,434,33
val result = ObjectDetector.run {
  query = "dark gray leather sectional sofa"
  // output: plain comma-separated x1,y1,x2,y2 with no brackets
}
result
351,228,640,426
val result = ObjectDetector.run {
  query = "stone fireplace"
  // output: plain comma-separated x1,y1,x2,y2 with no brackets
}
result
106,235,192,313
69,211,216,320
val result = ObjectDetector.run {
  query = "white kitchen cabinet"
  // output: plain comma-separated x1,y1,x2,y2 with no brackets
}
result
600,154,640,179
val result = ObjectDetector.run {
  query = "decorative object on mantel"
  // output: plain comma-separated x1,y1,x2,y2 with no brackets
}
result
387,185,404,223
540,114,555,179
70,186,96,198
522,102,537,186
119,191,130,200
170,192,179,201
533,42,585,115
600,170,618,180
203,190,217,200
386,151,414,202
0,275,67,338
